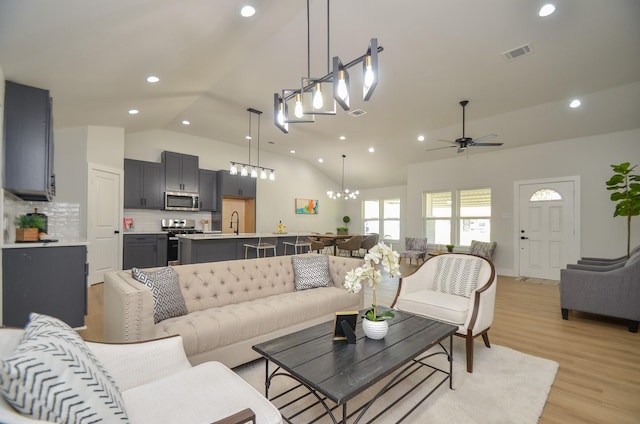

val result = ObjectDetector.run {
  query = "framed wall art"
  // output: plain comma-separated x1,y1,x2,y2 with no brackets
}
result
295,198,319,214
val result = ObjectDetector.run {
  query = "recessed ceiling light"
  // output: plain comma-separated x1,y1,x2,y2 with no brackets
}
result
245,135,252,140
318,158,323,163
417,135,425,142
146,75,159,83
181,120,190,125
339,135,346,140
368,147,375,153
290,150,296,154
569,99,581,108
128,109,139,115
539,4,556,17
240,5,255,17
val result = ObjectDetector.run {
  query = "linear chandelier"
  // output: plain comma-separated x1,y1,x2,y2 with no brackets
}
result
274,0,383,133
230,108,276,181
327,154,358,200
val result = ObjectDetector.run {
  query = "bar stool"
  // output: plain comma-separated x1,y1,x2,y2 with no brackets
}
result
283,232,312,255
244,234,278,258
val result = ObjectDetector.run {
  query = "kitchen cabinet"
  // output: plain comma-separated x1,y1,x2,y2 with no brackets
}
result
162,151,199,193
199,169,218,211
123,234,167,270
217,170,256,198
124,159,164,209
2,245,87,328
3,81,55,201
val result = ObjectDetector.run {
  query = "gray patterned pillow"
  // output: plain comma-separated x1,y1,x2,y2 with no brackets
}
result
132,266,188,323
0,313,129,423
470,240,497,261
431,256,483,298
292,255,334,290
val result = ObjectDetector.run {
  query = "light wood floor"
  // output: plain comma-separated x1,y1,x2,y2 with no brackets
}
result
80,265,640,423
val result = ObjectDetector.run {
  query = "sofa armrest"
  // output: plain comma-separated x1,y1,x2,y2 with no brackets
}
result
567,262,625,272
212,408,256,424
87,335,192,391
103,270,156,343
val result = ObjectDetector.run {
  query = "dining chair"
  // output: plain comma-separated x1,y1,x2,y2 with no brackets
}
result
244,233,278,258
335,235,364,257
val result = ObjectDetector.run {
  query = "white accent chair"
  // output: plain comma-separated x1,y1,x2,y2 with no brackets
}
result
0,330,282,424
391,253,497,373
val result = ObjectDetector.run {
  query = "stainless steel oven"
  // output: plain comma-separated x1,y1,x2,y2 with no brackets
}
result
161,219,200,265
164,191,199,211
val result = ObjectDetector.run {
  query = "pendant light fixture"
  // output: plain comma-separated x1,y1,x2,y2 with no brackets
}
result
274,0,383,133
230,108,275,181
327,154,359,200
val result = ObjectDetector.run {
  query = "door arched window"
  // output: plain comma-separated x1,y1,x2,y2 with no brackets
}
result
530,188,562,202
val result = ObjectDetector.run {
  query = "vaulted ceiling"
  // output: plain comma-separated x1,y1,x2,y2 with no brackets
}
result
1,0,639,189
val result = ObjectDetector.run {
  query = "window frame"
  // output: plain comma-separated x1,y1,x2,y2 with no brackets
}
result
362,198,401,243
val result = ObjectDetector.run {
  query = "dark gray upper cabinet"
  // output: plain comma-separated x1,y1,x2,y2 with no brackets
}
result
123,234,167,270
199,169,218,211
124,159,164,209
3,81,55,201
162,151,199,193
217,170,256,198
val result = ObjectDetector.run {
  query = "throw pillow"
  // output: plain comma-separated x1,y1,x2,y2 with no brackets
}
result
0,313,129,423
431,256,484,298
132,266,188,323
292,255,334,291
470,240,497,261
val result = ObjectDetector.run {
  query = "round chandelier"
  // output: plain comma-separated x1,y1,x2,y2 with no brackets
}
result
327,154,359,200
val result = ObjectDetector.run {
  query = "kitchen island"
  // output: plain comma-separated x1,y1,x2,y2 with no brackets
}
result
178,233,310,264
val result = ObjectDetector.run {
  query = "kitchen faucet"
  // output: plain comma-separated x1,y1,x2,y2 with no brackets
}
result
230,211,240,235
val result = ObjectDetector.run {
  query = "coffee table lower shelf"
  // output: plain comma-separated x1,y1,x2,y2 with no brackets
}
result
253,310,457,424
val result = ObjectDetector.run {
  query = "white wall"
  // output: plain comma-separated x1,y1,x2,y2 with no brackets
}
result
125,129,348,233
407,128,640,276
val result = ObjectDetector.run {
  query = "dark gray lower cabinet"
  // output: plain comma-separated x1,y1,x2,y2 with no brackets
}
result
2,246,87,328
123,234,167,270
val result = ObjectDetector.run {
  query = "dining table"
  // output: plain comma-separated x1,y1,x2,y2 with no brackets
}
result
309,233,355,256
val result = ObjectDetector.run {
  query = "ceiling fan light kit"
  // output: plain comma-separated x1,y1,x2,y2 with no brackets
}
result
426,100,504,154
274,0,383,133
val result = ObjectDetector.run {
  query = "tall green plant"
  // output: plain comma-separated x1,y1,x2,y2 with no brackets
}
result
606,162,640,258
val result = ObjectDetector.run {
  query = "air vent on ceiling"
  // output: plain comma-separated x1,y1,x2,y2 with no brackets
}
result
502,43,533,61
349,109,367,117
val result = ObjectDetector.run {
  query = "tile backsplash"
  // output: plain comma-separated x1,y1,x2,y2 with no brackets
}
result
122,209,216,232
3,192,82,243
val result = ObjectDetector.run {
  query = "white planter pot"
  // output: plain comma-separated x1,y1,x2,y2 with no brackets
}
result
362,318,388,340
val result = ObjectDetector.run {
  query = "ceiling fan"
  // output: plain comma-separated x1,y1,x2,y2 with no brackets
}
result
426,100,503,153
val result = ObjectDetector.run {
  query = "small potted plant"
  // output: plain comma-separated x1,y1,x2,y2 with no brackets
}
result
336,226,348,235
15,214,46,241
446,244,455,253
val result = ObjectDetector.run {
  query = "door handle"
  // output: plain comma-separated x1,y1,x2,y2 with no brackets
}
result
114,230,120,234
521,236,528,239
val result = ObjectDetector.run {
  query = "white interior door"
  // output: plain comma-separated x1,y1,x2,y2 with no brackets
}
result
518,178,579,280
88,165,122,285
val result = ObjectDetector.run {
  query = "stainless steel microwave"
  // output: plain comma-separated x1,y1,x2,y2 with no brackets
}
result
164,191,199,211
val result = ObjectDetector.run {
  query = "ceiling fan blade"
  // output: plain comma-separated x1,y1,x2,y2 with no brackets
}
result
472,142,503,147
457,147,466,154
425,145,457,152
470,134,497,144
436,139,458,145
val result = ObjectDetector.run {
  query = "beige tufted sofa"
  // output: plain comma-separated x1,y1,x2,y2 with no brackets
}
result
103,254,364,368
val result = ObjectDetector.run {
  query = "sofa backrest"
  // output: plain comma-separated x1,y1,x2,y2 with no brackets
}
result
164,254,363,314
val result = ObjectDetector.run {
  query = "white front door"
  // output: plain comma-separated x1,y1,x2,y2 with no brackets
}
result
518,178,579,280
88,165,122,285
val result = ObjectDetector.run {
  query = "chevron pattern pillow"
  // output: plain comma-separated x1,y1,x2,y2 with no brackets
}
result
292,255,334,290
0,313,129,423
132,266,188,323
431,256,483,298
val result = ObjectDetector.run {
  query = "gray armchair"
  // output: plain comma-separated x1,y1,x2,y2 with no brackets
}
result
577,244,640,266
560,252,640,332
399,237,428,265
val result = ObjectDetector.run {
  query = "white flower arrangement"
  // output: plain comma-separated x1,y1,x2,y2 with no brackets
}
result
344,242,401,321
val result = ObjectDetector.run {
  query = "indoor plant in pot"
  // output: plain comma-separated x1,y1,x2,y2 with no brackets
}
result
606,162,640,258
15,214,46,241
344,242,401,339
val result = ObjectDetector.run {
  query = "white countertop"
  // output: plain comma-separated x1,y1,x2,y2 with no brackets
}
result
123,231,169,235
178,232,305,240
2,239,90,249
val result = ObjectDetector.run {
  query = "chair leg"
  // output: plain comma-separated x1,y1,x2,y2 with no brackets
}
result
465,333,474,373
629,321,639,333
481,331,491,348
561,308,569,320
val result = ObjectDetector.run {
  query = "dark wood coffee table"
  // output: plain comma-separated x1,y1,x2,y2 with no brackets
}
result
252,309,457,423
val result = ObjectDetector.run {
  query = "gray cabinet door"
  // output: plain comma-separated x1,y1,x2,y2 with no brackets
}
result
3,81,55,201
217,170,256,197
124,159,163,209
2,246,87,328
123,234,167,269
162,151,199,192
199,169,218,211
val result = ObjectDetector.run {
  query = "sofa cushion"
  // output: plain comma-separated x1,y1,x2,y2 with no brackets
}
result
292,255,333,290
394,290,470,327
132,266,188,323
470,240,497,261
0,313,128,423
431,256,483,298
122,361,280,424
155,287,359,358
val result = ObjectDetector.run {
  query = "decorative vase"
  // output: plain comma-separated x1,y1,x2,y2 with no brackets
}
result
362,318,388,340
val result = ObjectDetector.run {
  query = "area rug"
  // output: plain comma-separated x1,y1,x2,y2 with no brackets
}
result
234,337,559,423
